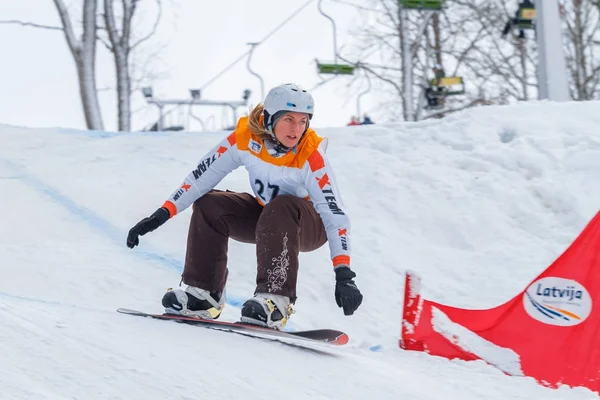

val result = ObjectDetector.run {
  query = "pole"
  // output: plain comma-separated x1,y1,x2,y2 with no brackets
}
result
400,5,414,121
158,105,164,131
536,0,570,101
246,43,265,100
318,0,338,65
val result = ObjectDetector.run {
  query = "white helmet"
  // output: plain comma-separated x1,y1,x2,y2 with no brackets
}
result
263,83,314,132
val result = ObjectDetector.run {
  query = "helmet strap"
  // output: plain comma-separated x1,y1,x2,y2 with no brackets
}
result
263,110,273,133
263,110,285,147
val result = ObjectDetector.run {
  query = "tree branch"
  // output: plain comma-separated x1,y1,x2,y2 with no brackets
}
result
357,62,403,98
424,98,494,120
82,0,98,55
0,20,62,30
97,33,113,51
103,0,120,51
121,0,137,48
53,0,81,55
131,0,161,50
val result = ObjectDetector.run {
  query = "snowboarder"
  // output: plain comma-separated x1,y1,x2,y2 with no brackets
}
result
126,83,363,330
347,116,360,126
361,114,374,125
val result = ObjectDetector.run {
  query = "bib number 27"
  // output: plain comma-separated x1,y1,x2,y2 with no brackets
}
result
255,179,280,202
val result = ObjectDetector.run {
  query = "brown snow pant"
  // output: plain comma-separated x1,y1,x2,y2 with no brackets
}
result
182,190,328,302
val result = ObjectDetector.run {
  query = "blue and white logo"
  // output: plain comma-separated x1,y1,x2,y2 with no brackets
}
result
249,139,262,154
523,277,592,326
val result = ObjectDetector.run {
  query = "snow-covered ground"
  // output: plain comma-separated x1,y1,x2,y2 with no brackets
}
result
1,100,599,399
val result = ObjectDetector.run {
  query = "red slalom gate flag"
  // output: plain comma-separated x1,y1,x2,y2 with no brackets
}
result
400,211,600,393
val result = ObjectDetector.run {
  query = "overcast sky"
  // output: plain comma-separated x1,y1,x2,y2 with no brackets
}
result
0,0,377,132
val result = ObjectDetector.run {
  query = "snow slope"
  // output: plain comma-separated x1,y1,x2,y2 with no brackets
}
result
1,100,599,399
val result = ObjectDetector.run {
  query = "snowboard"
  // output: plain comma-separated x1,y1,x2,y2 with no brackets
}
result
117,308,349,347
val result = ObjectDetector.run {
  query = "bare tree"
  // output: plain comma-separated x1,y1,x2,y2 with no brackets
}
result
1,0,104,130
55,0,104,130
563,0,600,100
446,1,538,102
101,0,162,132
342,0,491,121
452,0,600,103
1,0,164,132
343,0,541,121
339,1,437,121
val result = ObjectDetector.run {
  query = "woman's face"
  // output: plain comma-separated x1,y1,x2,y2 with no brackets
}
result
273,112,308,148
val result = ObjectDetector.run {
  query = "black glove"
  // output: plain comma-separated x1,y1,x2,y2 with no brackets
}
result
126,207,170,248
334,266,363,316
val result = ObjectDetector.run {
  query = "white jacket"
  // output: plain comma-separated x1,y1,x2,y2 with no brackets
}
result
161,116,351,268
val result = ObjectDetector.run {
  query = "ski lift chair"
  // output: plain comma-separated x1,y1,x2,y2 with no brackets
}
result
516,0,536,30
429,76,465,97
502,0,536,37
399,0,443,11
316,60,355,75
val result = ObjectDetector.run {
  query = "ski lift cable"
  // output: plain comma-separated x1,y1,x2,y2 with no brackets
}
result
198,0,316,92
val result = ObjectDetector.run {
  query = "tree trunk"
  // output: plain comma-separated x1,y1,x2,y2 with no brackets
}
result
53,0,104,130
432,13,442,68
399,7,414,121
518,38,528,100
75,53,104,131
80,0,103,130
573,1,588,99
104,0,141,132
114,50,131,132
104,0,137,132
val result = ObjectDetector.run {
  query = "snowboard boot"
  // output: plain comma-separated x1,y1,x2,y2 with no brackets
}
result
240,293,294,330
162,286,225,319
